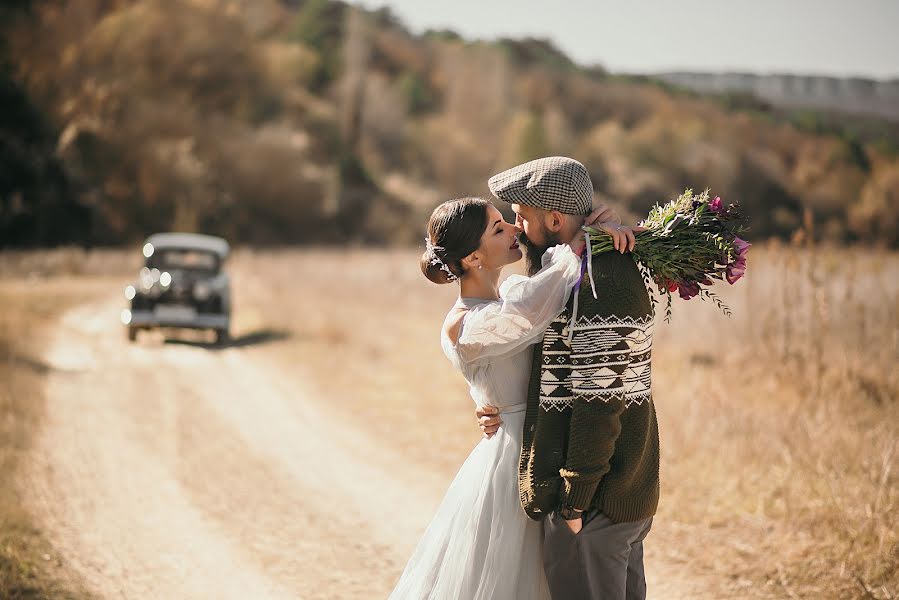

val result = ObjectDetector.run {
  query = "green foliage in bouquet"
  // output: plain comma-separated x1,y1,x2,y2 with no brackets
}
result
584,189,751,321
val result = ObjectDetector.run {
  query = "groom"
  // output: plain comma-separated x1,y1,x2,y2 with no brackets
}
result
478,156,659,600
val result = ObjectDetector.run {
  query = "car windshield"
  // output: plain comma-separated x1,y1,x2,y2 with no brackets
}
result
148,249,219,272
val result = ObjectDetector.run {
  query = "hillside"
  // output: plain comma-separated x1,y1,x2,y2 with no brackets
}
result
2,0,898,247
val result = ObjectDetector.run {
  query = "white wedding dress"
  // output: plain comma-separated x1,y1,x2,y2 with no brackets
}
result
389,245,582,600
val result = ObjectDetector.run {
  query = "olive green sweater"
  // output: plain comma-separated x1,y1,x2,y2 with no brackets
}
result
519,250,660,524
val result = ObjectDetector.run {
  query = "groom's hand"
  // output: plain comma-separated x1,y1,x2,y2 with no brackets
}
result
476,406,502,439
564,516,583,535
559,506,585,534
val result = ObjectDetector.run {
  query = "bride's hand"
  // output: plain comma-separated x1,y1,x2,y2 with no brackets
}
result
584,202,620,228
597,222,647,254
476,406,501,439
581,202,642,254
568,203,617,254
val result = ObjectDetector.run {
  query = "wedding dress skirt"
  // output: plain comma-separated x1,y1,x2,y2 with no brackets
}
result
388,407,550,600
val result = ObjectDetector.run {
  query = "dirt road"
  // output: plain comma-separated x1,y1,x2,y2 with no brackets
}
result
23,295,692,599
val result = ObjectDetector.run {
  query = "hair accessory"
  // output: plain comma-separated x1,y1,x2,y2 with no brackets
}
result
425,236,459,282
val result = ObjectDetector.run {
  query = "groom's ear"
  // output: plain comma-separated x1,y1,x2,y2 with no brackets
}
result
545,210,565,233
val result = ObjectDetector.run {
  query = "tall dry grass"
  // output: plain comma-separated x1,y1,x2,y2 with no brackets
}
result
649,243,898,598
0,248,139,279
227,247,480,475
229,243,898,599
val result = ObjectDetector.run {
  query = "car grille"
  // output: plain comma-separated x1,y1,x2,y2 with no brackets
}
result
132,290,223,314
196,297,223,314
165,286,192,303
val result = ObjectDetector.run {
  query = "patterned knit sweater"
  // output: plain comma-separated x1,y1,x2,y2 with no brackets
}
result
518,250,660,524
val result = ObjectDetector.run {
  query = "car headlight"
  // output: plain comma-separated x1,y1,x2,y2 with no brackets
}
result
139,267,154,291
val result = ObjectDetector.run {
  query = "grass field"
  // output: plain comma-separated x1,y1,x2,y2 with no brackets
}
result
1,244,896,599
646,244,898,599
232,244,898,599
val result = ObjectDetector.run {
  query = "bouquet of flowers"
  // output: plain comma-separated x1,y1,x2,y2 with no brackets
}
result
583,189,750,321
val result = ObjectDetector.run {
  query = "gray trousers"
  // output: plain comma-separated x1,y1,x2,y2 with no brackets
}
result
542,509,653,600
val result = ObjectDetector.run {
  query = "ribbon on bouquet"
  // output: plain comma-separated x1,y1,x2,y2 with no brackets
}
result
567,231,598,344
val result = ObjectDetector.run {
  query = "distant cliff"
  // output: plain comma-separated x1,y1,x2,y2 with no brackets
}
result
656,72,899,121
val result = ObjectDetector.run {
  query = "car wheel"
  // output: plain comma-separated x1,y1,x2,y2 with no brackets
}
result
214,328,229,346
127,326,138,342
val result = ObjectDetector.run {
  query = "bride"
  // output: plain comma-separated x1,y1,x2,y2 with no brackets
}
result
389,197,630,599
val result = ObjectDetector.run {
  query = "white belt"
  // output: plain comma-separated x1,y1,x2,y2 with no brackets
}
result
498,402,527,414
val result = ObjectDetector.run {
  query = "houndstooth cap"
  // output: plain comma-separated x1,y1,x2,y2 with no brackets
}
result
487,156,593,215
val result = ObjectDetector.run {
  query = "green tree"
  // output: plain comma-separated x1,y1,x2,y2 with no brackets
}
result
398,71,432,114
286,0,345,89
517,110,550,163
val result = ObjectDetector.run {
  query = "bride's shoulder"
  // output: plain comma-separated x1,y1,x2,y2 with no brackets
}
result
498,273,529,295
442,306,467,346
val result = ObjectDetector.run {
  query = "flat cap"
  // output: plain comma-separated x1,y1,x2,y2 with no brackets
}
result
487,156,593,215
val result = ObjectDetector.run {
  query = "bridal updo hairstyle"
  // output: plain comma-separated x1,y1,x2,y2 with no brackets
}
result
421,197,491,284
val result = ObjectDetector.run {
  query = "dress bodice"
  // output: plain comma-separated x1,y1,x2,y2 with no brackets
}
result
441,299,536,412
439,244,582,412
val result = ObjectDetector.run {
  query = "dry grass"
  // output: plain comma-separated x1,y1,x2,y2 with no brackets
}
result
0,274,114,599
229,244,898,599
228,247,481,475
648,243,899,599
0,248,139,279
2,244,896,599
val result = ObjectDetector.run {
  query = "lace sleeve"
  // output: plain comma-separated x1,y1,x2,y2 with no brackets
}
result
454,244,581,365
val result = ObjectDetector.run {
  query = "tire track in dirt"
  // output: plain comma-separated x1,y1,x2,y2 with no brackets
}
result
24,296,697,599
24,299,446,599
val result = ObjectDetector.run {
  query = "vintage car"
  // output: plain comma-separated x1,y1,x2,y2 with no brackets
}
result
121,233,231,344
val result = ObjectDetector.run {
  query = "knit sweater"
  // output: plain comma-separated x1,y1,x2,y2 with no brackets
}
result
518,250,660,524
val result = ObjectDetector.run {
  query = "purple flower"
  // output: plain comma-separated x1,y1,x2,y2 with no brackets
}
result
709,196,723,213
726,256,747,285
678,281,701,300
723,235,751,285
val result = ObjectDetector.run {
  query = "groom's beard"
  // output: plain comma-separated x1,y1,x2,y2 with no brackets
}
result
520,230,563,276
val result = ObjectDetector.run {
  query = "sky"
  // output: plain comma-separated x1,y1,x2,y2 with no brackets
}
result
353,0,899,79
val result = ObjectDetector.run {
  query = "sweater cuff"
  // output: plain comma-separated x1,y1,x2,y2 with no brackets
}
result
560,478,599,511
